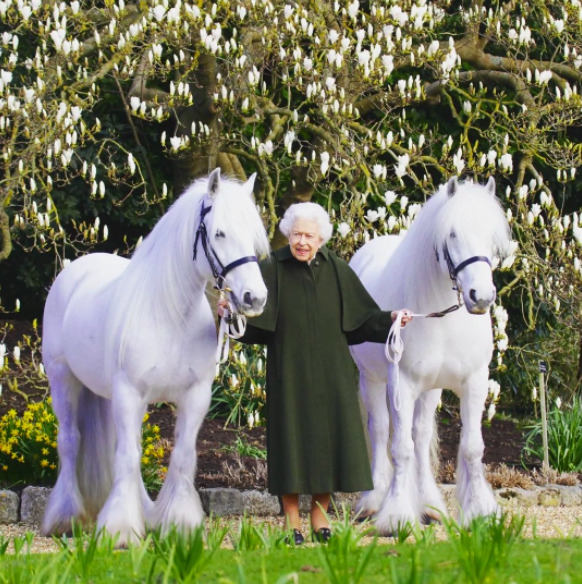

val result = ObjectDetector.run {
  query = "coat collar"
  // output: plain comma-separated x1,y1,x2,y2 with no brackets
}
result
277,244,329,262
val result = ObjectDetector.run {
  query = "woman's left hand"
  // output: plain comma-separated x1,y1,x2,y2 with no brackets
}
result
391,309,413,327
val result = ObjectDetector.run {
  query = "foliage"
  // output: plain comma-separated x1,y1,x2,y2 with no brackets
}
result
140,413,167,492
442,513,526,584
0,320,47,404
317,506,378,584
0,399,167,490
523,397,582,472
211,343,267,428
0,399,58,487
2,0,582,412
228,516,282,552
1,515,582,582
149,525,223,584
221,436,267,460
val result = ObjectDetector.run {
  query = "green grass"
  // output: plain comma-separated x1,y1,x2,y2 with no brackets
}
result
523,397,582,472
1,518,582,583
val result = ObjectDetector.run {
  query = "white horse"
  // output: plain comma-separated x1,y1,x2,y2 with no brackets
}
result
41,169,269,546
350,177,512,535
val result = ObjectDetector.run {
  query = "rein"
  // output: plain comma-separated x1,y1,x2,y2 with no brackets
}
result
192,202,257,365
385,246,492,411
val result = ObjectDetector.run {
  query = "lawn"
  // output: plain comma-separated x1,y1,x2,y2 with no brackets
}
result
1,514,581,583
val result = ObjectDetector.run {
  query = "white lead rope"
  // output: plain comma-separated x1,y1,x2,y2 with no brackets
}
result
384,303,462,412
216,301,247,371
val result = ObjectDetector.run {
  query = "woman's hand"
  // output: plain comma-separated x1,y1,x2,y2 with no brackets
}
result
217,297,229,318
391,309,413,327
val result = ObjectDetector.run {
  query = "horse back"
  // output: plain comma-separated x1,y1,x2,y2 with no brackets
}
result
349,235,403,306
42,254,129,387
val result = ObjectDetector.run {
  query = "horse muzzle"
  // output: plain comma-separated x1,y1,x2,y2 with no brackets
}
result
465,287,496,315
231,289,267,317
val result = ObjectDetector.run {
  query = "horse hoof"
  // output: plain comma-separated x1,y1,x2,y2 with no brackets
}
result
421,512,442,526
353,511,374,523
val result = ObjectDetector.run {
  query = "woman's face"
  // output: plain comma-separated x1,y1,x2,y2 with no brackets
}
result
289,217,323,262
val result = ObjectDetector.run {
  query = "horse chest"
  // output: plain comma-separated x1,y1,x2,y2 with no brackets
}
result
123,326,215,400
402,318,492,387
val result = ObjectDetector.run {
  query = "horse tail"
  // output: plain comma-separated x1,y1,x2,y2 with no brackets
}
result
76,386,115,519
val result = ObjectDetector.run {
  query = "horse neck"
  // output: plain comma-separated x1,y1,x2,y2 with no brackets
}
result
119,192,208,327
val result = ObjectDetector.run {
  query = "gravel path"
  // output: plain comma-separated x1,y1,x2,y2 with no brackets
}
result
1,505,581,554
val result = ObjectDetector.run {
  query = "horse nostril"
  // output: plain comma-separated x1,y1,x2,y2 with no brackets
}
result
469,289,477,303
243,291,253,306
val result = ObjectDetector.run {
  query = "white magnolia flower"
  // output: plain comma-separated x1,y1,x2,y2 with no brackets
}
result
373,164,386,179
499,153,513,172
320,151,330,175
384,191,397,206
487,402,496,421
337,222,351,238
538,69,553,84
488,379,501,401
394,154,410,179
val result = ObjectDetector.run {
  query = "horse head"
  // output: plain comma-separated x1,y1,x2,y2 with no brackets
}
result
436,176,511,315
197,168,269,316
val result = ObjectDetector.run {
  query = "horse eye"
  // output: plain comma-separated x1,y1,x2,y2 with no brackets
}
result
450,230,457,239
215,230,226,239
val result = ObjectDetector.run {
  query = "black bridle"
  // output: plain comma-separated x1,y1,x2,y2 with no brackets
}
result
192,202,258,291
429,244,492,317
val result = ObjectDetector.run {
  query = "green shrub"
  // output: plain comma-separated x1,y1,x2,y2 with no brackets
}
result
210,343,266,428
522,397,582,472
0,401,167,490
0,399,59,487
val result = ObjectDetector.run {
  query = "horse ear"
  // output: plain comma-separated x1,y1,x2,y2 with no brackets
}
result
207,168,221,199
245,172,257,194
446,176,458,197
485,176,496,196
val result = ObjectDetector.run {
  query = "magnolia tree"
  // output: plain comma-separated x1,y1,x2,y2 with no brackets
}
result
1,0,582,407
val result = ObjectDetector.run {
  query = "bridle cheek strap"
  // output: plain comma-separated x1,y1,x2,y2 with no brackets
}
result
193,202,258,291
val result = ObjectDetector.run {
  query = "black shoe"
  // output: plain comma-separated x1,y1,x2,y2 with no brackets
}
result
285,529,304,546
312,527,332,543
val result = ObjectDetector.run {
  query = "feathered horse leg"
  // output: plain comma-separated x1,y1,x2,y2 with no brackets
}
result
151,376,213,534
413,388,447,524
41,363,87,536
456,372,499,524
96,373,148,547
356,370,392,519
374,366,419,535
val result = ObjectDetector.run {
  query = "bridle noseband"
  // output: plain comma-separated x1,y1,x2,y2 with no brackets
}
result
192,202,259,291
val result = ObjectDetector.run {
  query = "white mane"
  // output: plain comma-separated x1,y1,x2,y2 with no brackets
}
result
105,175,270,370
386,179,512,310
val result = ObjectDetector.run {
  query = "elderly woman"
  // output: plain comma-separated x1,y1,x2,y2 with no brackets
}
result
220,202,411,544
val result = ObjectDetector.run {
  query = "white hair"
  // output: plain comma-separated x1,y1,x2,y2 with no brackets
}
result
279,202,333,244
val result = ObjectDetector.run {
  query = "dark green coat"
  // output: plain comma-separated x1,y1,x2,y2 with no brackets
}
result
240,245,392,495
